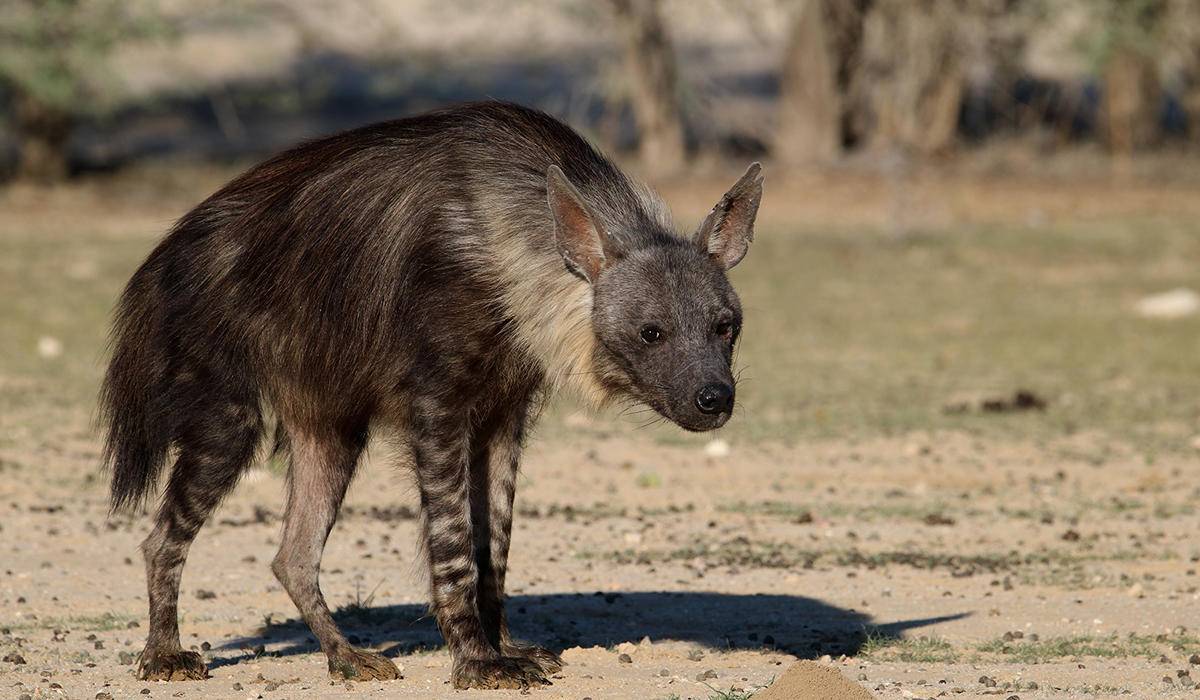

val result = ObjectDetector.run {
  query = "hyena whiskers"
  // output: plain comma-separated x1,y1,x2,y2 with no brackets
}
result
100,101,762,689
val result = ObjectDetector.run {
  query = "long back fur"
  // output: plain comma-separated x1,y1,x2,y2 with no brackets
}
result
100,101,675,512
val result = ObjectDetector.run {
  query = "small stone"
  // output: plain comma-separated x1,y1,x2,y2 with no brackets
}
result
696,669,718,681
979,675,997,687
658,668,670,677
37,336,63,358
141,690,151,695
617,653,632,664
200,641,211,651
195,589,217,600
117,651,136,665
3,652,27,664
1189,653,1200,665
704,439,731,458
96,693,114,700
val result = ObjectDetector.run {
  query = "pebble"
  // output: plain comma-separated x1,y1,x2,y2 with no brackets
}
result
696,669,718,681
37,336,63,359
3,652,27,664
617,653,632,664
704,439,731,458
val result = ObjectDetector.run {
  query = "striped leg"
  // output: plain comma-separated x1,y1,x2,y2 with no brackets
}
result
412,405,548,690
138,397,261,681
471,403,562,674
271,426,400,681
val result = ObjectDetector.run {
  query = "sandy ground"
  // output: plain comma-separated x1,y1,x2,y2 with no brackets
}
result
2,418,1199,699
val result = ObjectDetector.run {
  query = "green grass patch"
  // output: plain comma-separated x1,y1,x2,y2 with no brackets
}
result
860,634,958,663
7,611,138,632
974,633,1171,667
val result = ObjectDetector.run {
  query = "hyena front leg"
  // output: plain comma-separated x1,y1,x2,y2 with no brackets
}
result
471,403,563,675
412,407,549,690
271,426,401,681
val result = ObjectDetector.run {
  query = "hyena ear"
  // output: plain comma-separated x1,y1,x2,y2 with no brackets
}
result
693,162,763,270
547,165,616,283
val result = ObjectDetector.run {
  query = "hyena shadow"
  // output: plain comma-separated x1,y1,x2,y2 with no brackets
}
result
216,591,966,667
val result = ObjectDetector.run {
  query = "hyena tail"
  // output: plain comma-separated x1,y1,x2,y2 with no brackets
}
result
101,261,172,513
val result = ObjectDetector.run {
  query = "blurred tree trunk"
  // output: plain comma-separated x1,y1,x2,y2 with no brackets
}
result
608,0,687,173
777,0,842,165
852,0,964,156
1102,47,1161,155
11,86,72,182
1096,0,1167,156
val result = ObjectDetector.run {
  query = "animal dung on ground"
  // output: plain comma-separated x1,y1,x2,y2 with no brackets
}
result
943,389,1047,415
753,660,876,700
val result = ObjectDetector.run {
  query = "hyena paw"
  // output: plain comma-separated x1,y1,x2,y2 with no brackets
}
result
452,656,550,690
137,650,209,681
327,647,403,681
502,643,564,675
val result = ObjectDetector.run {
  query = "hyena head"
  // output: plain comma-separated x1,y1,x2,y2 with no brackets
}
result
548,163,763,432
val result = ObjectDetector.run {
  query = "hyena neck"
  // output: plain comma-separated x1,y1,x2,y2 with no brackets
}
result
494,246,610,408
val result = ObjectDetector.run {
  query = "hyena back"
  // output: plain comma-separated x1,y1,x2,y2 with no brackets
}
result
101,102,762,689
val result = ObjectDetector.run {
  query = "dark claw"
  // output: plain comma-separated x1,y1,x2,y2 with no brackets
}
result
327,647,402,681
137,650,209,681
452,656,551,690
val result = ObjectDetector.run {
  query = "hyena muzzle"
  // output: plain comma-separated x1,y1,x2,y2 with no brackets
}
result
100,102,762,689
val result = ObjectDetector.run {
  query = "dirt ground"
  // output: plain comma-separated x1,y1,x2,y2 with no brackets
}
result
2,163,1200,699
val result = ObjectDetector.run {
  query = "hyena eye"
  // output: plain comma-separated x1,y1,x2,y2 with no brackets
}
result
714,321,735,339
640,325,663,344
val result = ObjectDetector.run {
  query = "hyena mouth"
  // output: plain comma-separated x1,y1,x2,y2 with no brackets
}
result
676,411,731,433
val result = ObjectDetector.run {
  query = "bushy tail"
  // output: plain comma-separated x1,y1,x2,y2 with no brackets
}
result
100,265,171,513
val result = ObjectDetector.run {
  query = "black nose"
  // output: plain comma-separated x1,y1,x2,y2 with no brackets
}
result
695,383,734,415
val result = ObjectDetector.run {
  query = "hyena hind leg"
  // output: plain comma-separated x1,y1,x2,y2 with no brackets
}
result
270,425,401,682
138,397,262,681
471,403,563,675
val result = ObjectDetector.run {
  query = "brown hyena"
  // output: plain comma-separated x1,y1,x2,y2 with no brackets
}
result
100,102,762,689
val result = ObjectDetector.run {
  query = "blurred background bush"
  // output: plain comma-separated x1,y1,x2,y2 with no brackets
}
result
1,0,1198,182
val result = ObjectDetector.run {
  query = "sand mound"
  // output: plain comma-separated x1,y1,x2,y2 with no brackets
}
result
753,660,875,700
